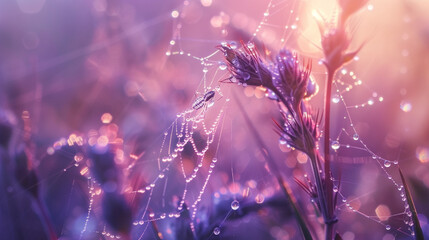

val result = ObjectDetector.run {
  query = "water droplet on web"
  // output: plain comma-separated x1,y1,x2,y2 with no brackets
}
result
218,62,227,70
203,67,208,73
231,200,240,210
333,186,338,192
247,42,254,49
385,225,391,230
279,137,287,145
213,227,221,235
384,161,391,168
263,12,269,17
332,94,340,103
353,134,359,141
331,141,340,150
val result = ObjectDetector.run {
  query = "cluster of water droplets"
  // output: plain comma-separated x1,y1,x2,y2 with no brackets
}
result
326,63,416,237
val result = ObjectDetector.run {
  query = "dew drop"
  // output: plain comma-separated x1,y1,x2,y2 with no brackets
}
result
229,41,238,49
333,186,338,192
332,94,340,103
243,72,250,81
385,225,391,230
218,62,227,70
213,227,221,235
263,12,269,17
266,89,278,100
247,42,255,49
279,137,287,145
231,200,240,210
384,161,391,168
352,133,359,141
331,141,340,150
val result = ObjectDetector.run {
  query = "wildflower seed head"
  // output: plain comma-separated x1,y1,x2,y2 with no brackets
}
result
277,112,320,154
14,147,39,198
338,0,369,23
219,42,273,87
321,28,352,72
102,192,132,236
275,50,312,109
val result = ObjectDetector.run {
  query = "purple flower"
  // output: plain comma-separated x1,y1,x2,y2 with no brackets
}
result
274,50,312,110
218,42,272,87
221,42,315,114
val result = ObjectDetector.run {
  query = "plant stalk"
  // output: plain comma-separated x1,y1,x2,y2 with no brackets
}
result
36,197,58,240
323,69,336,240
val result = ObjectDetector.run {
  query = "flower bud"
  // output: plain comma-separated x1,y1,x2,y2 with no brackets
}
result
338,0,369,23
88,145,119,192
102,192,132,236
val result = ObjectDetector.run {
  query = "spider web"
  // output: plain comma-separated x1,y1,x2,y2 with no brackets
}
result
34,0,420,239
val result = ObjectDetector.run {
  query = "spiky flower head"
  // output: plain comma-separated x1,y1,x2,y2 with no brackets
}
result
275,111,320,154
274,50,312,110
221,42,316,115
218,42,273,87
313,9,363,73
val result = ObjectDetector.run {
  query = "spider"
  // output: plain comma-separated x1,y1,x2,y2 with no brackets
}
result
192,90,215,110
191,86,223,113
